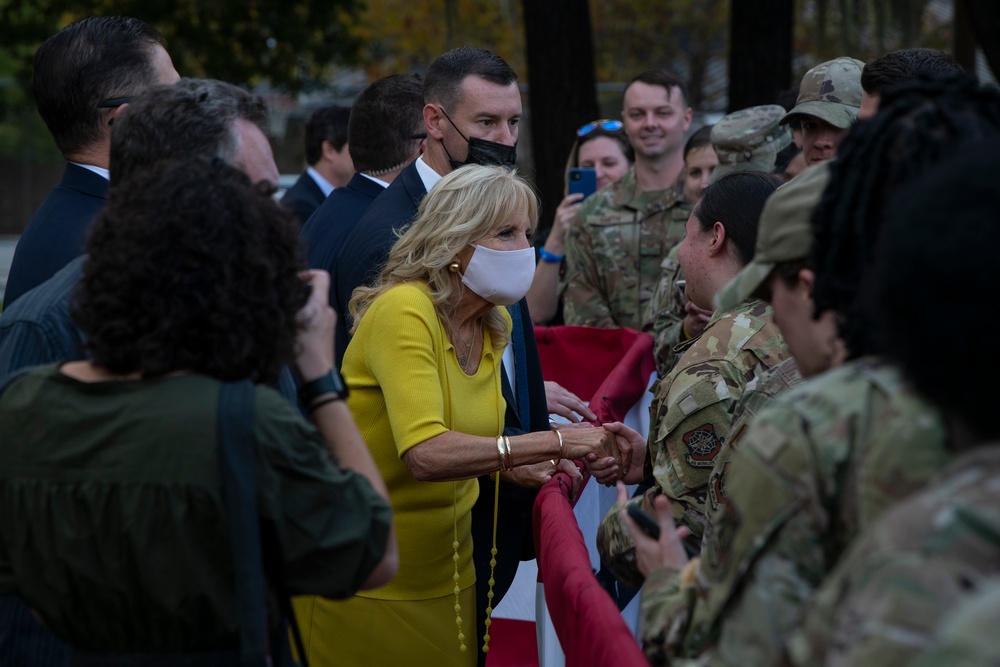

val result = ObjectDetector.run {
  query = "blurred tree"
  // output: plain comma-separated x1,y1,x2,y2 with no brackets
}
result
0,0,364,94
522,0,600,231
729,0,793,111
590,0,729,109
354,0,524,78
792,0,951,75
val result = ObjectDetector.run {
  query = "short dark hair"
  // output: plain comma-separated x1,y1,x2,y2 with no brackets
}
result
811,74,1000,359
348,74,424,173
423,46,517,109
73,157,306,384
33,16,166,156
694,171,783,266
625,70,690,109
110,78,269,187
304,105,350,165
861,48,962,95
874,143,1000,438
684,125,714,160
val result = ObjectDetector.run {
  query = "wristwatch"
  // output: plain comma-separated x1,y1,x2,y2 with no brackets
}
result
298,367,349,406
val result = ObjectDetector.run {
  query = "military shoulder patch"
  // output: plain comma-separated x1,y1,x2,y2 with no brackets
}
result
683,423,725,468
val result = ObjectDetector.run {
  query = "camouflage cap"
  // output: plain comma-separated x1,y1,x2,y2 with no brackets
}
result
715,163,831,311
711,105,793,181
780,57,865,129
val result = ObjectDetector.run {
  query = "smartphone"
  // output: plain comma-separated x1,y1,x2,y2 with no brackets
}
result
675,279,687,305
568,167,597,199
626,503,661,540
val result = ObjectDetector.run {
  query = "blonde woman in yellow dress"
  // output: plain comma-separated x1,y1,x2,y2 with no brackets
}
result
294,165,630,666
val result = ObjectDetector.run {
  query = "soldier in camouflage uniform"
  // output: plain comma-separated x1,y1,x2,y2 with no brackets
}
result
786,447,1000,666
562,69,693,329
779,56,863,165
630,76,1000,666
596,171,787,588
786,121,1000,667
911,580,1000,667
643,106,792,376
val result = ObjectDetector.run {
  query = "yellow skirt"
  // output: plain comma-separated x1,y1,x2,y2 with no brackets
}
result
293,587,477,667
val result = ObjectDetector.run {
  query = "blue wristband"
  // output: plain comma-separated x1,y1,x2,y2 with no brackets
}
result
538,247,564,263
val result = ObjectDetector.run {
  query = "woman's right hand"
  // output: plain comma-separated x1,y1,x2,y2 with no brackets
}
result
561,424,631,475
549,193,585,251
294,269,338,381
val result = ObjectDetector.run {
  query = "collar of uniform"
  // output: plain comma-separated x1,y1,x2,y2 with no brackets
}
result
612,165,684,213
671,296,767,357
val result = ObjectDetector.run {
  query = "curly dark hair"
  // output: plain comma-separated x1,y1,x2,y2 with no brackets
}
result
810,74,1000,359
72,157,307,383
873,143,1000,438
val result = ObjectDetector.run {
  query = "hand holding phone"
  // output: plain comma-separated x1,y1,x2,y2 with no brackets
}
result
568,167,597,199
626,503,661,540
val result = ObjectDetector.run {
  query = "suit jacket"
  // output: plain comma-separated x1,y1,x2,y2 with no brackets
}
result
300,173,386,368
5,164,108,308
333,160,426,318
333,161,546,638
280,171,327,226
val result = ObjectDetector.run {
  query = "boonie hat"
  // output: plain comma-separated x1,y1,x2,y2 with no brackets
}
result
711,105,793,181
715,163,831,311
780,57,864,129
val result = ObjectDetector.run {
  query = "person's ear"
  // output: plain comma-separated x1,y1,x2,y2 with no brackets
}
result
424,104,446,141
798,268,816,298
708,221,727,256
108,102,129,127
320,140,338,162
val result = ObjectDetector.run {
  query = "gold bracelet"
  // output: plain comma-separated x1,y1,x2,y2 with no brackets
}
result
502,435,513,471
553,428,564,464
496,436,506,472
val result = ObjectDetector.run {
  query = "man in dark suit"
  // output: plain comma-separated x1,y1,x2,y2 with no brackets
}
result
4,17,179,307
280,105,352,225
333,46,594,664
300,74,425,367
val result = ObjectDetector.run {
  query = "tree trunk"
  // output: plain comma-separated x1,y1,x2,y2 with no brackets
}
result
728,0,793,111
521,0,600,232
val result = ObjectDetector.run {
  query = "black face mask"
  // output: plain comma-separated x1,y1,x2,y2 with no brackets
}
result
440,108,517,170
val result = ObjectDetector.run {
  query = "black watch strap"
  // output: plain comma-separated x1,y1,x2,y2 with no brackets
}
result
298,368,349,406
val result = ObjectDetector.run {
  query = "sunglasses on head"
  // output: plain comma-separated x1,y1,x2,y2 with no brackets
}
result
577,119,623,137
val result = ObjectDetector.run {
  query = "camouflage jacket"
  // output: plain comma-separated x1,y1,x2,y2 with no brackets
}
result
596,299,787,588
642,246,687,376
639,358,950,667
787,446,1000,666
911,578,1000,667
561,166,690,329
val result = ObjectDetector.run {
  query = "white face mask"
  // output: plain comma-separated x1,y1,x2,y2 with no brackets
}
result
460,244,536,306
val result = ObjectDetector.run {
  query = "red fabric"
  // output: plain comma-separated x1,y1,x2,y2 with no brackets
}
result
485,619,538,667
532,478,647,667
535,326,656,504
534,326,652,414
530,326,656,665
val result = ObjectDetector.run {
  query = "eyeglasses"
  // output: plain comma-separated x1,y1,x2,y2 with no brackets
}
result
577,119,623,137
97,97,132,109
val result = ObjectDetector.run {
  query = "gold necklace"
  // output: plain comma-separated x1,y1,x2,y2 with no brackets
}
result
457,320,481,373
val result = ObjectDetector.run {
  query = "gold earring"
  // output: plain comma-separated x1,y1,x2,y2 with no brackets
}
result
448,261,460,273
